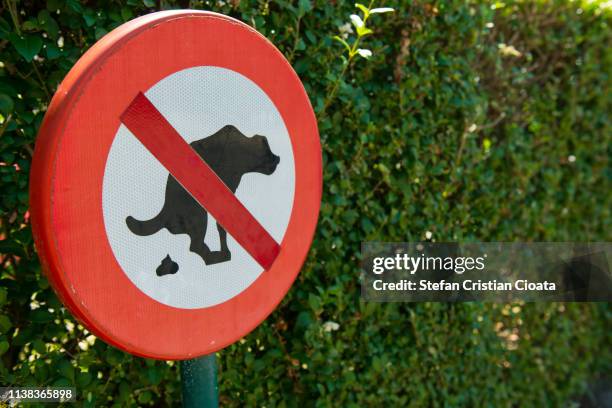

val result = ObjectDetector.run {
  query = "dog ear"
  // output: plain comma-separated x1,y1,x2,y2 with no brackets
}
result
251,134,269,152
220,125,245,142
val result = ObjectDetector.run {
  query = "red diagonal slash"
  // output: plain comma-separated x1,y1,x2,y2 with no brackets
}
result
120,92,280,270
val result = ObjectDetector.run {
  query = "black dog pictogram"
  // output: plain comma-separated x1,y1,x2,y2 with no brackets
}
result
126,125,280,276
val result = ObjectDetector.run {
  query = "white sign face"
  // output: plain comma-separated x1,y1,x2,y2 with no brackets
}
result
102,66,296,309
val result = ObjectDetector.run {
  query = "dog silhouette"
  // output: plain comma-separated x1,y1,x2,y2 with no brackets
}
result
125,125,280,275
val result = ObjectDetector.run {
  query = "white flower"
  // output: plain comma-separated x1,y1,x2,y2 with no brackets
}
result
370,7,394,14
339,22,353,39
498,43,522,58
323,321,340,332
357,48,372,59
350,14,364,29
425,231,433,240
65,320,75,333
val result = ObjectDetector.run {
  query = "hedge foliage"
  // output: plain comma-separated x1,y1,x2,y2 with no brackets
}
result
1,0,610,406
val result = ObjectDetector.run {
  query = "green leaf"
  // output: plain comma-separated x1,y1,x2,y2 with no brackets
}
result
355,3,369,15
46,0,63,12
31,310,53,323
0,287,7,306
32,339,46,354
307,293,321,311
0,79,17,95
138,391,152,404
145,367,163,385
143,0,156,6
21,20,40,31
38,10,59,39
95,27,108,40
45,43,62,59
0,17,11,39
0,315,12,333
77,371,93,387
82,9,97,27
357,26,373,37
483,138,492,152
295,311,313,331
58,360,75,383
105,348,123,365
0,239,25,257
52,378,71,388
298,0,312,17
9,33,43,62
120,7,133,21
333,36,351,52
361,217,374,232
0,340,8,356
66,0,83,13
0,94,14,115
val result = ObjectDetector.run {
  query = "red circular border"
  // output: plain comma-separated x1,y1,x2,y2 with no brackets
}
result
30,11,321,360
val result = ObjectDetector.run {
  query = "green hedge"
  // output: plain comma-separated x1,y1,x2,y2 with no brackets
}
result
1,0,610,406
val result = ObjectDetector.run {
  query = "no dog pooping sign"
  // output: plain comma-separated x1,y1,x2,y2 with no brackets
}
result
30,11,321,359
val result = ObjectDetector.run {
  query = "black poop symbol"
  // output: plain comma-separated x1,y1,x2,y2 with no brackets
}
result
125,125,280,276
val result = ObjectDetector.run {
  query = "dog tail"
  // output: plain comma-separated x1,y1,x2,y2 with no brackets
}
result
126,212,165,236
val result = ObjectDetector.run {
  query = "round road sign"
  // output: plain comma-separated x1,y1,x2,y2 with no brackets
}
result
30,10,321,359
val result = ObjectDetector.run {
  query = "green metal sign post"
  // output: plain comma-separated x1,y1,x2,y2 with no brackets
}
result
181,354,219,407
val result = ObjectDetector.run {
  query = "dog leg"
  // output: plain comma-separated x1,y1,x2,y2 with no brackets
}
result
188,229,215,265
196,223,231,265
212,223,231,263
189,230,231,266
